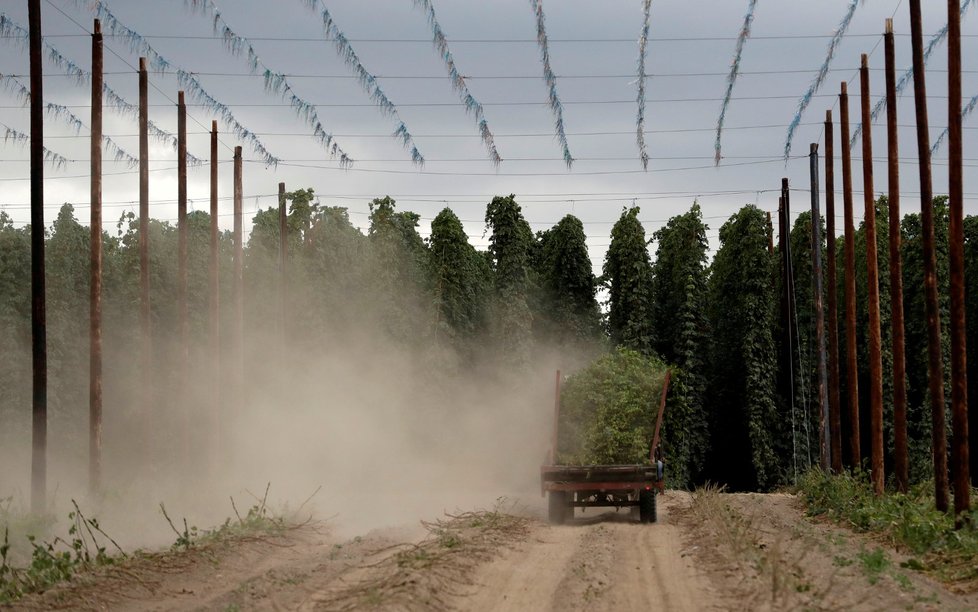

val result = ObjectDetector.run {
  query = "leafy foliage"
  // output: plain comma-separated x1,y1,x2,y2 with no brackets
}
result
798,470,978,585
780,209,825,476
485,195,534,368
557,348,669,466
900,197,951,484
0,502,122,603
964,214,978,485
428,208,491,355
650,203,711,480
532,214,602,347
603,207,655,354
707,205,780,490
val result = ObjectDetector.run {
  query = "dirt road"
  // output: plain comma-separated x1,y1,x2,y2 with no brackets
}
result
461,494,717,611
11,490,978,611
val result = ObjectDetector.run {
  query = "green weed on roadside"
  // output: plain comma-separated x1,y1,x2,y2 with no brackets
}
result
0,500,124,604
797,469,978,586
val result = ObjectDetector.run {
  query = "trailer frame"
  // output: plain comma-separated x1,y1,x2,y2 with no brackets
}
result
540,369,670,524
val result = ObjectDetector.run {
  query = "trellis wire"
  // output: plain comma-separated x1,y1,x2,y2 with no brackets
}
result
784,0,863,160
411,0,501,166
301,0,423,166
1,72,138,167
936,92,978,153
0,12,201,166
636,0,652,170
529,0,573,168
2,123,69,169
853,0,974,149
715,0,757,166
92,1,279,167
182,0,352,165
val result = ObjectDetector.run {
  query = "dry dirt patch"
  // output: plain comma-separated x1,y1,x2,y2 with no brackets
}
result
677,487,978,611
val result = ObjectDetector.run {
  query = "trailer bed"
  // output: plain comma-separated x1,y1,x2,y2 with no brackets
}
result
541,369,671,524
540,464,662,492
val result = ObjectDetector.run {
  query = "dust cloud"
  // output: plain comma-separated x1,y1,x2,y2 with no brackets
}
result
0,298,595,550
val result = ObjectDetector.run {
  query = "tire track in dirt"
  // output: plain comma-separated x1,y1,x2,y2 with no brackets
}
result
458,523,583,610
457,491,719,611
596,495,718,610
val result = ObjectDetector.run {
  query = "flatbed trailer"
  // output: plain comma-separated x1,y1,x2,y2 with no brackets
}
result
540,369,670,524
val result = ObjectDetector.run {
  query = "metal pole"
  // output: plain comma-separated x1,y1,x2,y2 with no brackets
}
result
825,110,843,473
909,0,949,513
885,19,909,493
177,91,189,459
233,146,244,411
811,143,830,471
29,0,47,514
860,55,885,496
209,120,221,462
279,182,287,346
138,57,150,423
840,81,861,469
89,19,103,494
947,0,970,522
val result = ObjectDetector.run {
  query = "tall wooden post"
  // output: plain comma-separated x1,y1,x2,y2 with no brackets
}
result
233,146,244,410
551,370,561,464
177,91,189,459
138,57,150,424
89,19,103,494
840,81,861,469
947,0,970,521
209,121,221,461
860,55,885,496
29,0,47,514
779,187,797,477
825,110,843,473
885,19,909,493
810,143,830,471
279,182,287,346
909,0,949,512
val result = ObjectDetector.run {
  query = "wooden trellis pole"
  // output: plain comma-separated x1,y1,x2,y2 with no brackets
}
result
860,54,885,496
89,19,103,494
279,182,287,346
884,19,909,493
209,120,221,460
946,0,970,522
909,0,949,513
233,146,244,411
177,91,189,459
29,0,47,514
810,143,830,471
824,110,843,473
839,81,861,469
139,57,151,425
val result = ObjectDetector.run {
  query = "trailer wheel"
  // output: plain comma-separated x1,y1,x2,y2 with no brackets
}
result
639,489,657,523
548,491,568,524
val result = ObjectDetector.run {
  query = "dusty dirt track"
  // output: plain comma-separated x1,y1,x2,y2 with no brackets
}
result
10,491,978,611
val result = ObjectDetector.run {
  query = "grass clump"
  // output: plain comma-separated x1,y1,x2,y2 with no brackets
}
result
160,483,288,551
797,469,978,588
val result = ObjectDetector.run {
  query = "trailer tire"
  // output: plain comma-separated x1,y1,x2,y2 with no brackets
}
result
639,489,657,523
548,491,568,524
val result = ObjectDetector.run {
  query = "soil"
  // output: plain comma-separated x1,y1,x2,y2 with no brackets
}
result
8,491,978,611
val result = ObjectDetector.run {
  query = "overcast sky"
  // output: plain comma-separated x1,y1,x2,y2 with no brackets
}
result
1,0,976,271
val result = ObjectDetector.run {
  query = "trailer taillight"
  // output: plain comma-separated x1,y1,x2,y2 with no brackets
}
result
645,485,651,491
